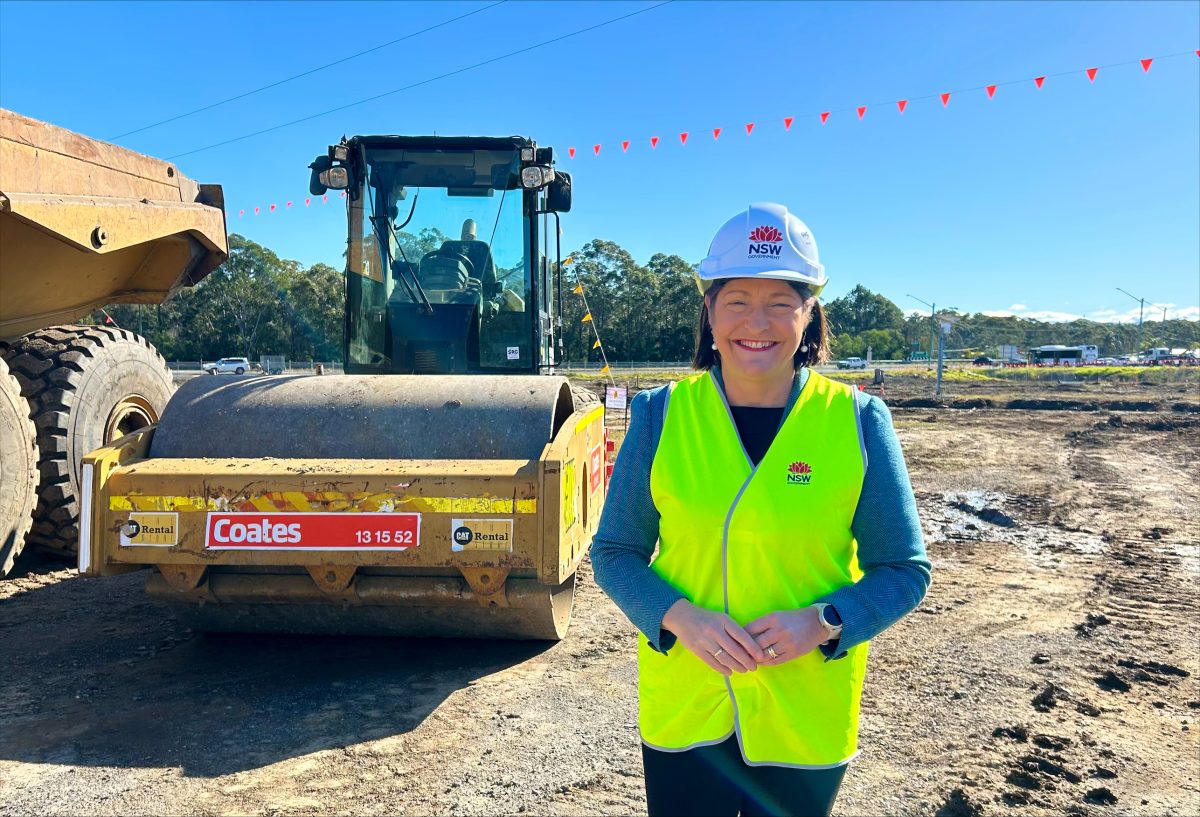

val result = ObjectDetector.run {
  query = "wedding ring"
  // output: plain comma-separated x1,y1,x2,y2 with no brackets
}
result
767,646,779,659
712,648,725,658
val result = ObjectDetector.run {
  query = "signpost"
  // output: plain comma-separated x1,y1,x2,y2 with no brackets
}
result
936,314,960,396
605,385,630,437
605,386,627,411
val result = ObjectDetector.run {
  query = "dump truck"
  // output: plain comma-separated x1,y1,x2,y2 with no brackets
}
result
78,133,604,639
0,109,228,576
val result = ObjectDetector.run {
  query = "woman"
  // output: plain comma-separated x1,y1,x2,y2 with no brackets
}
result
591,203,930,817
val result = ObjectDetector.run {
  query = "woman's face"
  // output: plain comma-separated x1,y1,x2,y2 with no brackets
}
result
708,278,812,384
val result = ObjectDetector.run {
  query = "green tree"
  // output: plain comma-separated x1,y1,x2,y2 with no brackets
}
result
824,285,905,336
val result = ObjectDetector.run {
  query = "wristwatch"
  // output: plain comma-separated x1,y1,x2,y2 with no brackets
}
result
812,603,843,643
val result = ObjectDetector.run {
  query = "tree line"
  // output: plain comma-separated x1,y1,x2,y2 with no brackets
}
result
90,234,1199,364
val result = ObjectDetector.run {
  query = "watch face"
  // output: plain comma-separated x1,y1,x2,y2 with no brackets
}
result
820,605,842,628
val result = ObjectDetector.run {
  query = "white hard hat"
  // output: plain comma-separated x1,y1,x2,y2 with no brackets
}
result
697,203,827,296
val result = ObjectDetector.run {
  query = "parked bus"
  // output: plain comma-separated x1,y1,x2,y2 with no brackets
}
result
1029,344,1099,365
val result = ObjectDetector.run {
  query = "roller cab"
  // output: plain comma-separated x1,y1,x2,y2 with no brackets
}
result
80,375,606,640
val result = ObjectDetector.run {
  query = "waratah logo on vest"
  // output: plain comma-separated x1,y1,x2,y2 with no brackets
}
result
748,225,784,259
786,460,813,485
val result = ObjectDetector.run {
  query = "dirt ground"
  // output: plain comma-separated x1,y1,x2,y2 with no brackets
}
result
1,375,1197,817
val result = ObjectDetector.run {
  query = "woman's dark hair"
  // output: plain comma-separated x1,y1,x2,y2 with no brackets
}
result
691,278,831,370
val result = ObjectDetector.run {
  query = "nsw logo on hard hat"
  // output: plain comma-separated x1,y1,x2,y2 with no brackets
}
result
786,460,813,485
749,225,784,258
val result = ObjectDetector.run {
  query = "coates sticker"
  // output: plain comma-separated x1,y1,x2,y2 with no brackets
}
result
204,512,420,550
120,513,178,547
450,518,514,552
748,225,784,259
786,461,813,485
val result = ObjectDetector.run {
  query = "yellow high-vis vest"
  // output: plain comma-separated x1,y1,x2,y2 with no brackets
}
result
639,369,868,767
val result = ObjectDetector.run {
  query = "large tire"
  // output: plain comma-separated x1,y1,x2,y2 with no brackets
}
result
0,357,38,576
1,326,174,557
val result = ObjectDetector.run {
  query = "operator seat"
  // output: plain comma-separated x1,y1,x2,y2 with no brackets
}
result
440,219,499,297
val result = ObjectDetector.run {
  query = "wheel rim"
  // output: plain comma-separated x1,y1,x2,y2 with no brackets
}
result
104,395,159,444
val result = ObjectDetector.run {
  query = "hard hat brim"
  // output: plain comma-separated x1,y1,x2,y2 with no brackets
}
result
696,268,827,298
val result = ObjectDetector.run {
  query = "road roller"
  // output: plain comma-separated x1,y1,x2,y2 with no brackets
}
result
78,134,606,640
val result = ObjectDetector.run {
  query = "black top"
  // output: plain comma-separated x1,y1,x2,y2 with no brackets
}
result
729,405,786,466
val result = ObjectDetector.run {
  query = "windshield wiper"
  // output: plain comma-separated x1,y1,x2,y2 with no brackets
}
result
363,150,432,314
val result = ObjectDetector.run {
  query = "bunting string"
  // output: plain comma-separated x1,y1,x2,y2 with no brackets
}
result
234,48,1197,216
565,258,616,384
561,49,1195,158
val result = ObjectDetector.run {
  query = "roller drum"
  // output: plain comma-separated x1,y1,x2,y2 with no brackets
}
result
150,374,575,460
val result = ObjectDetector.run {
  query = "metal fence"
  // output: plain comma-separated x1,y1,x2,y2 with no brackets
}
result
169,361,344,374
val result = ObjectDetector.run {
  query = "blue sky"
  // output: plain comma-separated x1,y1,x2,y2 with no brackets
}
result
2,0,1197,322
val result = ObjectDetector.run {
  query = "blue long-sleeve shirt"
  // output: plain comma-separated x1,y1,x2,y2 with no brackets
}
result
591,367,930,659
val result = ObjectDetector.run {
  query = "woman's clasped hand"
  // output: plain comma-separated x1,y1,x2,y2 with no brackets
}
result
663,599,830,674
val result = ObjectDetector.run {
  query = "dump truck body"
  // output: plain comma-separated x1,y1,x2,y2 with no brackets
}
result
0,109,228,574
0,109,227,337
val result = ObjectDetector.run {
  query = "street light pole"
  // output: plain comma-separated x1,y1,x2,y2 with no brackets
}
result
1116,287,1147,355
934,309,959,397
906,294,936,369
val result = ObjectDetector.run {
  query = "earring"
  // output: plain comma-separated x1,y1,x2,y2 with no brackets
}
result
711,342,718,350
800,343,809,353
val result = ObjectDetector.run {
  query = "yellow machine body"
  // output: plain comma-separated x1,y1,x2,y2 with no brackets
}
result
79,387,605,639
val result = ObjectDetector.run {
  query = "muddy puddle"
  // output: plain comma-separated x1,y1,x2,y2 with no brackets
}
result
919,489,1107,564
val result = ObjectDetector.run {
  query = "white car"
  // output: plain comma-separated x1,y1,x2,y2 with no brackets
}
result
837,357,867,370
202,357,252,375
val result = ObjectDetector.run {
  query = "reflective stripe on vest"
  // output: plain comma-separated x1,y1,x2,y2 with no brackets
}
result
639,370,867,767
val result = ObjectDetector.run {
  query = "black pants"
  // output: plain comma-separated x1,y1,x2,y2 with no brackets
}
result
642,737,847,817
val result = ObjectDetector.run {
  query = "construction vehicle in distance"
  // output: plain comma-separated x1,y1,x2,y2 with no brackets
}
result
79,133,605,640
0,109,228,576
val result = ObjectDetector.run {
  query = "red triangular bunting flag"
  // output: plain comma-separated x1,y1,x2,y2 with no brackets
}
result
783,116,793,130
286,201,293,208
1034,76,1045,89
269,204,276,212
745,123,754,135
105,315,114,324
593,144,601,156
820,112,829,124
940,92,950,107
897,99,907,114
650,136,659,148
322,194,328,202
622,140,630,152
680,132,689,144
1140,58,1152,73
1086,67,1098,82
713,128,722,140
568,147,576,158
986,85,997,99
856,106,867,120
238,209,245,217
341,191,346,198
254,207,260,214
305,197,311,206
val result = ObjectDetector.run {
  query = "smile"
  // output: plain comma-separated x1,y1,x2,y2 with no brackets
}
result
734,340,779,351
